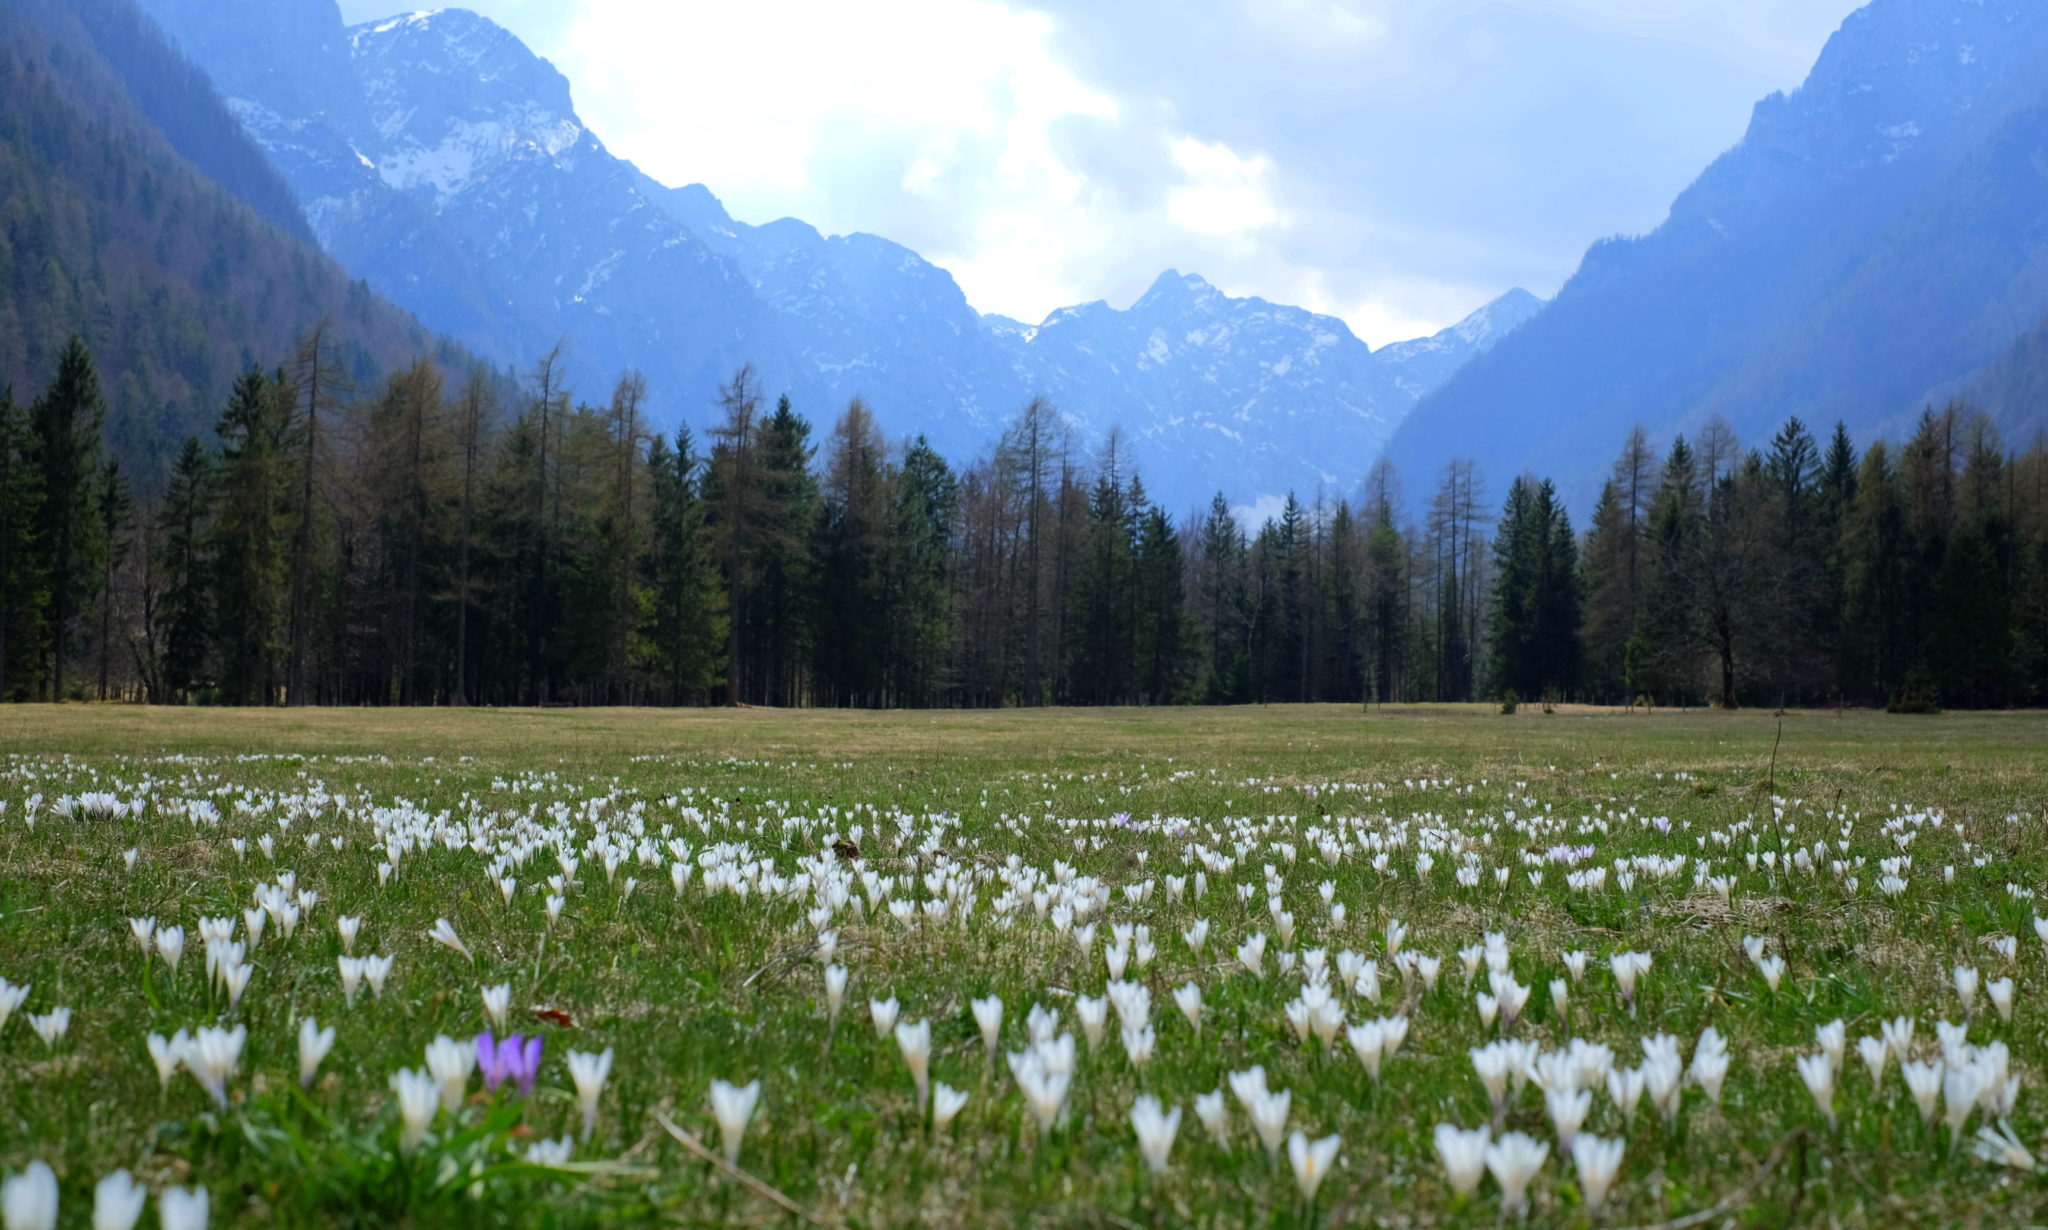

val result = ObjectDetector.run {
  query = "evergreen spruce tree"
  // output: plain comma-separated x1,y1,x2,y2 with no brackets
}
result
1321,500,1363,703
210,368,293,705
1638,437,1701,704
0,386,45,700
92,457,132,700
156,435,213,702
1488,477,1537,700
1197,493,1249,703
642,427,725,703
753,395,816,706
30,335,108,700
1816,422,1859,698
1132,502,1187,703
1361,463,1406,704
888,436,957,707
813,399,892,707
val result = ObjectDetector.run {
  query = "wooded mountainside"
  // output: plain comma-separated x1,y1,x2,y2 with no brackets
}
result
0,0,469,465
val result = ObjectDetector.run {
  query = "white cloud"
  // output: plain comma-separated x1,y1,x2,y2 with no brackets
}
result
338,0,1858,340
532,0,1343,329
1166,137,1285,237
1284,269,1501,348
1240,0,1391,52
547,0,1117,306
1232,492,1292,530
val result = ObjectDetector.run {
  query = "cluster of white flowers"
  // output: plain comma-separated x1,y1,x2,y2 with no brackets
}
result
4,755,2043,1223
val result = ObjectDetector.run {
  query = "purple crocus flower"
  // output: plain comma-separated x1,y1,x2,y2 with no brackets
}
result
477,1031,543,1095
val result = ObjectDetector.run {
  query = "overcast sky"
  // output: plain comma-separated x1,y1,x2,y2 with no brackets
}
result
337,0,1859,344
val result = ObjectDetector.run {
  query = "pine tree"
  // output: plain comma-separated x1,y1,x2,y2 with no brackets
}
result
1070,435,1139,704
363,359,447,704
0,385,45,700
1000,398,1062,705
1275,494,1312,702
1757,416,1827,698
1196,493,1248,703
1579,480,1630,700
30,335,107,700
449,372,497,706
887,436,957,707
92,456,131,700
1816,422,1858,698
813,399,892,707
1638,437,1701,704
210,368,293,705
1360,462,1405,704
1536,480,1581,699
1321,500,1364,703
597,372,649,702
1424,461,1484,702
753,395,816,706
1488,477,1536,700
1132,502,1186,703
642,427,725,703
705,366,763,705
155,435,212,702
1488,477,1578,703
284,323,347,705
1841,442,1911,703
519,348,569,704
1931,420,2014,706
1580,430,1653,702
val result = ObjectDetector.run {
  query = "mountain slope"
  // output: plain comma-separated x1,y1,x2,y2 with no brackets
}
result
994,271,1392,499
641,180,1543,503
0,0,457,461
1386,0,2048,513
137,0,1539,510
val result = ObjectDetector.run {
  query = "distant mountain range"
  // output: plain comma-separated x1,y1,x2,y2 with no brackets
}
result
1388,0,2048,514
22,0,2048,522
130,0,1541,512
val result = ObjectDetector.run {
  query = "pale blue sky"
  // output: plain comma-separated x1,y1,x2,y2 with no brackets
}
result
337,0,1859,342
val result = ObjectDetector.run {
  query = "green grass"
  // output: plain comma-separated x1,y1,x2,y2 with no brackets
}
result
0,704,2044,1227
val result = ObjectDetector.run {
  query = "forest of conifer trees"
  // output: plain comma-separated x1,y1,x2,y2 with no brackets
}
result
2,332,2045,710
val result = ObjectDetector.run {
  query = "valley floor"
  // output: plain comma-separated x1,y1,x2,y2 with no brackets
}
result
0,705,2043,1226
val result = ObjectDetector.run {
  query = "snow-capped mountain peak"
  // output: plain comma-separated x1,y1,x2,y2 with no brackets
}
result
350,8,584,202
136,0,1548,512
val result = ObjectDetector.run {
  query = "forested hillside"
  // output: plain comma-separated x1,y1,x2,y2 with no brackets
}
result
1387,0,2048,513
0,0,465,467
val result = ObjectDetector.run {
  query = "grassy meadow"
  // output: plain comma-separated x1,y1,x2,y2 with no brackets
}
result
0,702,2044,1227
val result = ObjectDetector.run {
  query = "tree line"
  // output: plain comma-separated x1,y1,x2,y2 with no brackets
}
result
2,332,2045,709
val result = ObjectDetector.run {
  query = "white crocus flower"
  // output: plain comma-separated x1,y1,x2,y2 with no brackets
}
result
1130,1095,1182,1175
1434,1123,1489,1197
1571,1134,1626,1211
932,1082,969,1134
1484,1131,1548,1215
298,1017,336,1088
895,1019,933,1110
709,1077,762,1165
1,1161,58,1230
567,1047,615,1143
1287,1131,1341,1202
426,918,471,962
91,1169,146,1230
390,1068,438,1153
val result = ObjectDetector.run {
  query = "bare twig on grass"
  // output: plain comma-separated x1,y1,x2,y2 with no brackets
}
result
1614,1128,1807,1230
655,1109,829,1226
